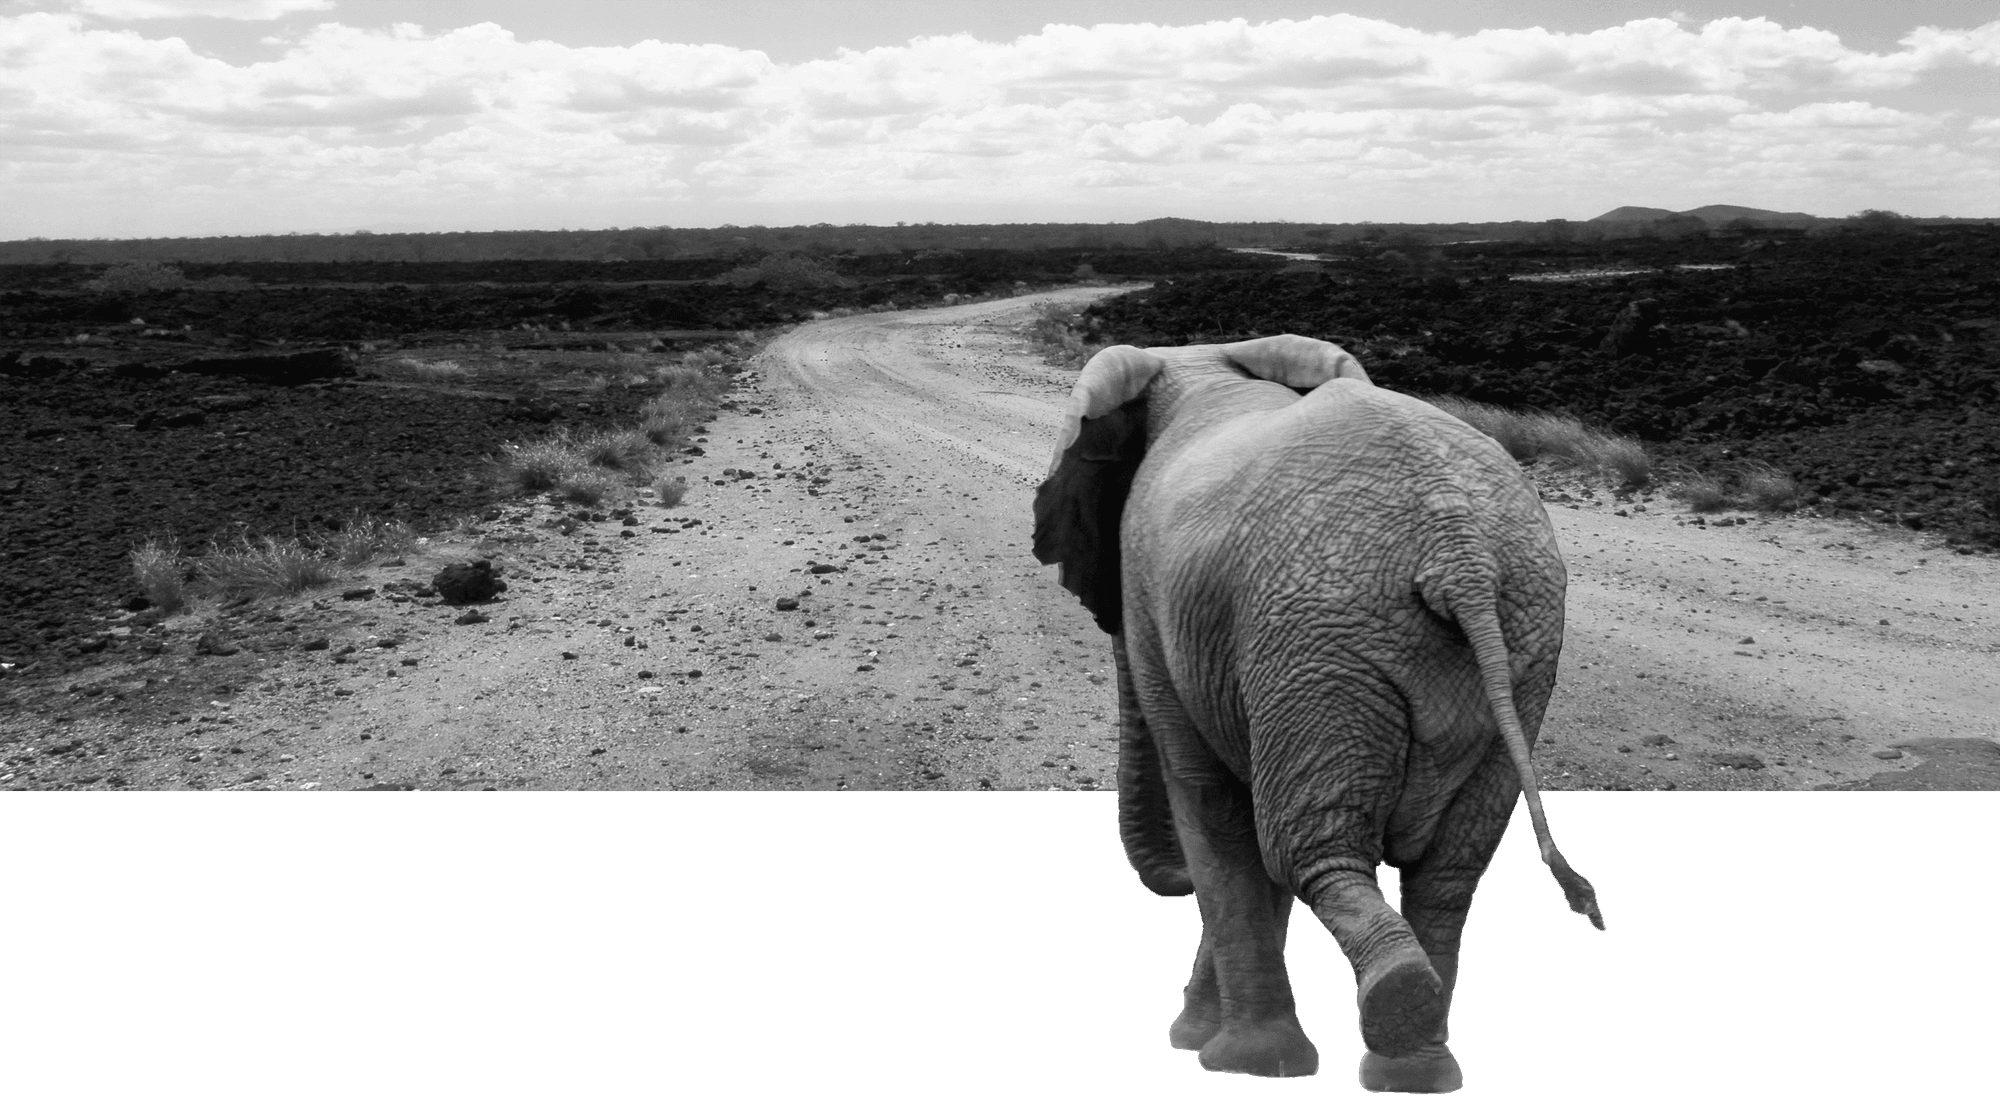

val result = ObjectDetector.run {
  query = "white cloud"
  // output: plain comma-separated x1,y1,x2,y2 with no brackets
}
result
2,11,1997,235
72,0,334,20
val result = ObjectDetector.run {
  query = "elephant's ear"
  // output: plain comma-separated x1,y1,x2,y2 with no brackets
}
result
1033,345,1165,634
1219,333,1371,389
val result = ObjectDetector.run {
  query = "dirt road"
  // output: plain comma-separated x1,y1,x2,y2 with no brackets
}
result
8,289,1997,791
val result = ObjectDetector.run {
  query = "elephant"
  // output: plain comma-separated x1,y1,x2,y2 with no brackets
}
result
1031,335,1602,1093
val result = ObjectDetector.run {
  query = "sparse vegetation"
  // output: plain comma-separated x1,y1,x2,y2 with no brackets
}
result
318,512,417,565
129,538,189,612
653,475,689,506
1737,464,1802,511
1027,301,1109,370
84,259,190,294
195,534,340,598
493,336,743,508
1674,474,1730,513
1424,395,1652,487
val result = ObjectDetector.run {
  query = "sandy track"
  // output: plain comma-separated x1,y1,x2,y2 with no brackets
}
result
12,289,1995,792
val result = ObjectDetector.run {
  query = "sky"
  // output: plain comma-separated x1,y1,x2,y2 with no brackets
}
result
2,0,1997,238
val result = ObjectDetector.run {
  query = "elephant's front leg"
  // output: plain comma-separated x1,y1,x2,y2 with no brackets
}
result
1164,772,1319,1078
1171,873,1294,1051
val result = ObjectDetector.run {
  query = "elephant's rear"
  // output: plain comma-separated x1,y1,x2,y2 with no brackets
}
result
1134,383,1567,876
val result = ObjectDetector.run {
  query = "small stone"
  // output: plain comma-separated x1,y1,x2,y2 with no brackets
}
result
75,636,109,654
686,669,703,679
278,754,296,762
455,610,490,625
376,637,399,649
637,670,655,679
763,632,783,642
195,633,239,656
855,664,874,672
1640,734,1675,747
1664,752,1679,760
1737,636,1755,644
1713,752,1765,770
400,657,418,667
1616,745,1632,753
1871,749,1904,760
561,651,578,660
622,635,636,647
1878,619,1890,625
300,636,330,651
638,686,664,696
809,564,840,574
775,597,800,611
340,587,376,601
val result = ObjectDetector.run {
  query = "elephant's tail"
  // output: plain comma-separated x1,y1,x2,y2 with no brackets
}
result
1456,590,1605,931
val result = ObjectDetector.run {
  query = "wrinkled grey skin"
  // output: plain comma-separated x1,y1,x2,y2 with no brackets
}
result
1033,339,1602,1093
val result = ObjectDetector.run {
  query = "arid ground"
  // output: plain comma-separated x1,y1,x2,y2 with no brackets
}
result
4,289,1995,791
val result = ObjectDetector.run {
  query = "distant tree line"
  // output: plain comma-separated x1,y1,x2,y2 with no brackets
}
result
4,211,1993,266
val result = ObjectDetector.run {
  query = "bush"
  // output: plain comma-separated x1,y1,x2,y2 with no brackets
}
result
130,538,188,612
654,475,689,507
84,260,189,294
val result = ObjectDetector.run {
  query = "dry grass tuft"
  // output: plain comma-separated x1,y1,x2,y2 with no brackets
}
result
196,534,339,598
1738,464,1802,511
1425,395,1652,487
576,427,655,472
501,435,589,492
653,475,689,507
130,538,189,612
319,512,417,565
1673,475,1730,513
556,469,623,506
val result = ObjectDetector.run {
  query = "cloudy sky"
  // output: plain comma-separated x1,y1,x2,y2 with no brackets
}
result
3,0,1997,238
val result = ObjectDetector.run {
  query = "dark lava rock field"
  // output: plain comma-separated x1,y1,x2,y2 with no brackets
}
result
1085,226,2000,548
0,245,1270,676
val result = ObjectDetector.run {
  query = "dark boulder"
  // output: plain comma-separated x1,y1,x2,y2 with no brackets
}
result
432,559,507,604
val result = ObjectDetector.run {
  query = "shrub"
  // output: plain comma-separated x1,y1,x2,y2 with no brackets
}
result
84,260,189,295
654,475,689,507
197,535,338,598
130,538,189,612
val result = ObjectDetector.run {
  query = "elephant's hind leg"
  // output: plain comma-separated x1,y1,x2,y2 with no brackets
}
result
1360,741,1521,1093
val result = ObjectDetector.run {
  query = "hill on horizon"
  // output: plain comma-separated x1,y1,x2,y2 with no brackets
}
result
1593,203,1819,226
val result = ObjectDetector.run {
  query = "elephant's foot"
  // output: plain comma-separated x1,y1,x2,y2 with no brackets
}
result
1195,1017,1319,1077
1168,1006,1219,1051
1355,948,1444,1058
1360,1045,1463,1093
